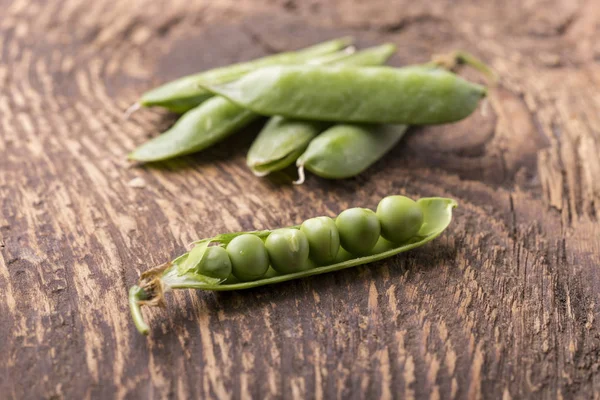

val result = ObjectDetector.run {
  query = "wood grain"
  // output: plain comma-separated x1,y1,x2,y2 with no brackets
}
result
1,0,600,398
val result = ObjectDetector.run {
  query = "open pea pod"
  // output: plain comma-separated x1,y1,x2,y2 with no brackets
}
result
129,197,457,335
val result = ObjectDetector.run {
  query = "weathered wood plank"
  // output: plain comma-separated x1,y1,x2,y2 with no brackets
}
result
1,0,600,398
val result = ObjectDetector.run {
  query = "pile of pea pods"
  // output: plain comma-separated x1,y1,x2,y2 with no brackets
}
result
129,195,458,334
127,37,493,182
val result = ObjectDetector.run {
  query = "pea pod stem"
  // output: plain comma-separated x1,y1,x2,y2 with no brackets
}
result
294,164,306,185
129,286,151,336
429,50,498,85
123,102,141,119
129,197,457,335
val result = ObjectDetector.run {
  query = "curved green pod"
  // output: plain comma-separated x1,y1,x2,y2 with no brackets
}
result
202,65,487,125
138,37,353,113
246,43,397,176
129,197,458,335
129,45,397,163
296,124,408,181
128,96,253,162
246,116,327,176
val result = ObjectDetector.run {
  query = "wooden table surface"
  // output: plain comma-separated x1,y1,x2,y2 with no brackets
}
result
2,0,600,398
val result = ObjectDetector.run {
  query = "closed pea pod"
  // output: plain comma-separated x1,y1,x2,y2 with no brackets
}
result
136,37,353,113
246,43,397,176
336,208,381,256
300,216,340,265
129,96,253,162
290,52,494,181
265,228,310,274
201,65,487,125
129,50,350,163
295,124,407,182
247,116,327,176
246,117,321,176
129,47,382,163
129,197,457,335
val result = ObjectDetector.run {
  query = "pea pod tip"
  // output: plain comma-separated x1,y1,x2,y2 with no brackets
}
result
293,164,305,185
123,102,141,119
250,168,270,178
129,285,150,335
126,152,147,164
332,35,354,48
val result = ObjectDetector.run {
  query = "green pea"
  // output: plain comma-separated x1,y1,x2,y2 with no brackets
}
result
369,236,396,255
263,266,280,279
226,234,270,281
197,246,232,280
138,37,353,113
265,228,310,274
335,208,381,256
296,124,407,181
300,216,340,265
202,65,486,125
333,247,353,263
376,196,424,244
